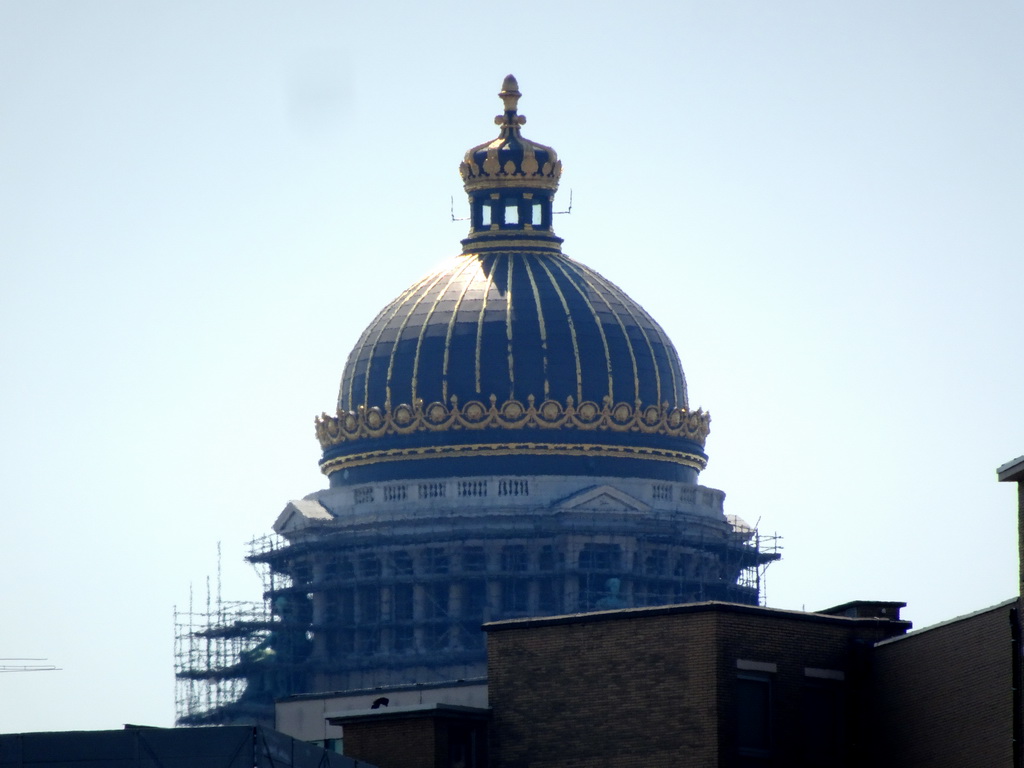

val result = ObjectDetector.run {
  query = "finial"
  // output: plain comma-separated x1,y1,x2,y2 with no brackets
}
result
496,74,526,127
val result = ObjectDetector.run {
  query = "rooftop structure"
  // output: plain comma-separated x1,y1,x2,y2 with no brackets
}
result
0,725,370,768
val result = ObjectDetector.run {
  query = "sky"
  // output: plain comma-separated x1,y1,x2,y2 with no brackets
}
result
1,0,1022,734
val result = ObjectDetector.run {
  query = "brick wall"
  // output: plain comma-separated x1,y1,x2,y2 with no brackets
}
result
489,609,718,768
486,602,908,768
871,601,1017,768
714,610,899,767
343,718,437,768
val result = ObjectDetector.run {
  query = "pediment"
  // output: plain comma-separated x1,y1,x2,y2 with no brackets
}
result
273,499,334,534
555,485,650,514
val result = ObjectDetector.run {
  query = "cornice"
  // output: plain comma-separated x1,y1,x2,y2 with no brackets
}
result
316,394,710,450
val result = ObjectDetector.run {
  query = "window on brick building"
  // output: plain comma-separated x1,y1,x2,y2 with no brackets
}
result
800,681,845,766
736,674,772,757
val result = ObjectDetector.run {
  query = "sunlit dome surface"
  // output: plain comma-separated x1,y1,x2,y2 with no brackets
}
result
339,252,689,414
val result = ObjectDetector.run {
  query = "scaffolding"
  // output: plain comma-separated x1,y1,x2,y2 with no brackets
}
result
174,548,275,725
176,505,781,725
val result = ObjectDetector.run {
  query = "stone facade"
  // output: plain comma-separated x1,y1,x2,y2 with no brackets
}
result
254,474,774,695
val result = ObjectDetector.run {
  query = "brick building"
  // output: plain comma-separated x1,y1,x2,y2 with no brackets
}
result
296,454,1024,768
484,600,909,768
871,599,1019,767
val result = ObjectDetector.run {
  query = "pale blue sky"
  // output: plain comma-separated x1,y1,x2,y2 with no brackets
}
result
1,1,1022,732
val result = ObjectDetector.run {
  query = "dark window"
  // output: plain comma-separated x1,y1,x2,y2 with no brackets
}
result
392,550,414,576
358,585,379,623
355,627,379,654
460,621,485,650
393,583,413,621
424,622,447,651
338,559,355,580
579,543,620,572
501,545,528,572
645,550,668,576
394,625,414,652
293,563,312,585
502,579,528,613
736,675,772,756
801,681,845,766
538,577,559,613
538,546,556,571
463,547,486,572
328,629,354,654
323,594,339,623
424,548,449,575
358,554,381,579
464,580,487,619
426,582,448,619
338,589,354,624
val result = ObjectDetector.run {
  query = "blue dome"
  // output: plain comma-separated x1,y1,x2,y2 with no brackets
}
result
339,251,688,414
314,76,710,484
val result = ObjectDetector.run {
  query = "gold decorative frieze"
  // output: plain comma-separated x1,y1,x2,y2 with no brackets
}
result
319,440,709,476
315,394,710,450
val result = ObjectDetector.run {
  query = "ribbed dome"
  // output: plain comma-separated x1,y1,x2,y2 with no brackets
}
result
315,76,710,485
339,252,687,413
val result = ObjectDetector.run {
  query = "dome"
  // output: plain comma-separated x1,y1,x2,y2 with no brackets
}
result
338,252,688,414
315,76,710,485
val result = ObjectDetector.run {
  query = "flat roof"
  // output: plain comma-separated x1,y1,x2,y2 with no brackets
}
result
483,600,911,632
874,597,1018,647
326,703,491,725
0,725,364,768
277,677,487,704
997,454,1024,483
819,599,907,614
